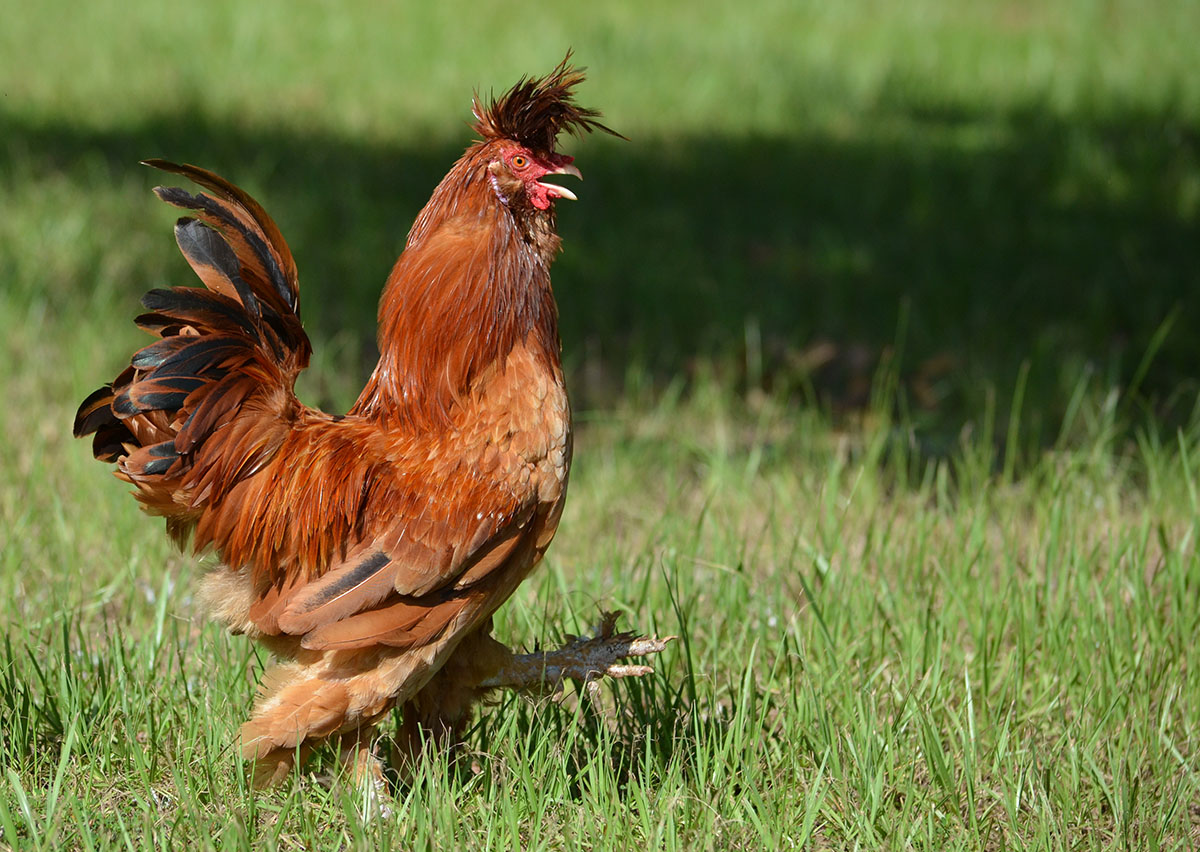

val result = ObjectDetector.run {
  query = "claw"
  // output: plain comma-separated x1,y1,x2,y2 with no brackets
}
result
480,615,676,692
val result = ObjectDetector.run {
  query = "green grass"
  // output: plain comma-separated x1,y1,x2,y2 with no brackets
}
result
2,0,1200,848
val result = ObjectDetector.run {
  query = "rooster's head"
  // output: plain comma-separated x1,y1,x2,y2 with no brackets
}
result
472,52,623,212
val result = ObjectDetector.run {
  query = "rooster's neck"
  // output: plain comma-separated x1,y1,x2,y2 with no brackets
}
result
352,160,562,430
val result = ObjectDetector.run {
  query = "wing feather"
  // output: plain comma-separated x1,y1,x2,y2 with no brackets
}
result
276,497,532,637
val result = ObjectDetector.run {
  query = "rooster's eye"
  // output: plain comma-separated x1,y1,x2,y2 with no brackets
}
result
511,155,528,169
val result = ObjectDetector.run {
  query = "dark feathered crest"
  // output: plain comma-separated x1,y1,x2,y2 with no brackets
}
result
471,52,624,154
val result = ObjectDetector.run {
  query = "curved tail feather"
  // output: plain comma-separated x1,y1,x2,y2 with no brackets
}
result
73,161,312,544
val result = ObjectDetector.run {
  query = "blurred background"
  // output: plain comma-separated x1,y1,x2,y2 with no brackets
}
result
4,0,1197,457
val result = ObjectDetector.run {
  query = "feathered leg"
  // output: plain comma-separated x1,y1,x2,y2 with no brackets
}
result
241,646,439,788
391,623,513,773
251,743,314,789
245,615,672,791
391,613,672,773
337,726,391,820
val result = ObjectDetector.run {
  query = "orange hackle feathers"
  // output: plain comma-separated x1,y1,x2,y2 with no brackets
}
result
74,56,609,785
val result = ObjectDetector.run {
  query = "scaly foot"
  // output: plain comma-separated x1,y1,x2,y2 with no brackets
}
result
480,612,675,694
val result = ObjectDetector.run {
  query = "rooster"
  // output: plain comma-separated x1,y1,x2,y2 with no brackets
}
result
74,57,669,792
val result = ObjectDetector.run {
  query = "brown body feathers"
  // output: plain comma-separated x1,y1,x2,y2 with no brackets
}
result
74,58,605,784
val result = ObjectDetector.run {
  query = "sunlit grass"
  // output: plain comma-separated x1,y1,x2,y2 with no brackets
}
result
5,374,1200,848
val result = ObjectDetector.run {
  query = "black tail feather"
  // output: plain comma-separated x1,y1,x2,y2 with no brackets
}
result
138,287,260,339
174,218,262,321
74,161,312,515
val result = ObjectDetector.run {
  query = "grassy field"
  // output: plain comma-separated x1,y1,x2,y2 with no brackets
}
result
2,0,1199,848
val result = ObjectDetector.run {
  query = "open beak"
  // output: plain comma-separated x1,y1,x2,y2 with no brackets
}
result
539,162,583,202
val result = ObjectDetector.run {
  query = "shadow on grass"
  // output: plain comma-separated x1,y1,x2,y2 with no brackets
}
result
4,101,1196,445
